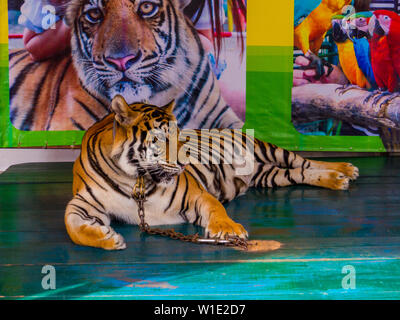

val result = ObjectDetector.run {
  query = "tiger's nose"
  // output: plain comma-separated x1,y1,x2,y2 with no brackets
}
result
105,51,142,71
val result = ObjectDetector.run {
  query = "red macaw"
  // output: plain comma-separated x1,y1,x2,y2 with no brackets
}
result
372,10,400,87
365,10,400,107
370,34,398,93
351,12,397,93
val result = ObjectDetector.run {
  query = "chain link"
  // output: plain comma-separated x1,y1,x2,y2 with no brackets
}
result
132,176,248,250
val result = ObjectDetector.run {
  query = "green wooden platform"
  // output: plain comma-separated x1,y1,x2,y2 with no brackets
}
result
1,157,400,300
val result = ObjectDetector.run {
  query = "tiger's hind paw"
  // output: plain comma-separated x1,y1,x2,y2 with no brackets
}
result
321,171,350,190
206,217,248,240
335,162,359,180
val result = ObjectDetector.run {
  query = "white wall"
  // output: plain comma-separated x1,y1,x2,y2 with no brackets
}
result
0,149,80,172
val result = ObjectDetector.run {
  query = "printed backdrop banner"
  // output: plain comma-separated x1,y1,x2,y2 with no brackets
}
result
0,1,390,152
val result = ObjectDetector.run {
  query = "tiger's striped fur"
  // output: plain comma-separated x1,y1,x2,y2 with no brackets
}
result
9,0,242,131
65,96,359,250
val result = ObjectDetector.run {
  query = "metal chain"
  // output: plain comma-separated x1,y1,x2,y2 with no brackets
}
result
132,176,248,250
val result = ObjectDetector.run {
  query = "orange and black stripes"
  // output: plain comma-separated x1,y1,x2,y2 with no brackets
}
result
64,97,358,250
9,49,108,131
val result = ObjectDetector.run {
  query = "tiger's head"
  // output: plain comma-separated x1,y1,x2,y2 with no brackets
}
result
109,95,186,183
66,0,195,106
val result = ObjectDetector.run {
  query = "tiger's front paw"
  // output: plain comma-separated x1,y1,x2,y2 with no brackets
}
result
206,217,248,240
69,224,127,250
98,226,127,250
335,162,359,180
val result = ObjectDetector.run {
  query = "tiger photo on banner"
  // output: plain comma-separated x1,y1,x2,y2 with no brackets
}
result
8,0,247,131
292,0,400,151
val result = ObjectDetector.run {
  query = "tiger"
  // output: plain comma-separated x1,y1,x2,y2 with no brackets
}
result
9,0,243,131
64,95,359,250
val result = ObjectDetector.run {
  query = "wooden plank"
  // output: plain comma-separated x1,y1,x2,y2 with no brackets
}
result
1,260,399,299
0,162,73,184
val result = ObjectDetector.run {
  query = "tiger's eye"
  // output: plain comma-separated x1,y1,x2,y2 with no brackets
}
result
139,2,159,18
85,8,103,24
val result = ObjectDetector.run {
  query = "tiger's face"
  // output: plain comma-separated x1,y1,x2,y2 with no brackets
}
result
110,95,186,183
66,0,194,105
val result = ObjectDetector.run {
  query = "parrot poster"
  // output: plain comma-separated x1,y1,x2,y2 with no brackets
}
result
291,3,400,146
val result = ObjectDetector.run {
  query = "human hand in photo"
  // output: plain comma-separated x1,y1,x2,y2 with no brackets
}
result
23,20,71,62
293,54,349,87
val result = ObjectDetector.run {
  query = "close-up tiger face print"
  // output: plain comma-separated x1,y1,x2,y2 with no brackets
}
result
9,0,243,131
110,96,186,184
66,0,198,106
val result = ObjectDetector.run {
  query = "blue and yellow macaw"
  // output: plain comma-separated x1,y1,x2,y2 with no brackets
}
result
331,14,376,90
349,12,377,88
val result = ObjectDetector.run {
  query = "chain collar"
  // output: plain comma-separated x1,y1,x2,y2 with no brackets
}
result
131,175,248,250
132,176,148,232
132,176,146,202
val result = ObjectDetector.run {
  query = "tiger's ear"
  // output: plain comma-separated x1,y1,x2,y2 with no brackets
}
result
111,95,141,126
178,0,191,9
162,100,175,114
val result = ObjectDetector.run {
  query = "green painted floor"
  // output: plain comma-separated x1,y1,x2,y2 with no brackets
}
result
0,157,400,300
